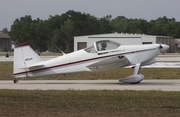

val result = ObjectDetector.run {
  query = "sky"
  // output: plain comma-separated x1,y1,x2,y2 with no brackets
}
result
0,0,180,30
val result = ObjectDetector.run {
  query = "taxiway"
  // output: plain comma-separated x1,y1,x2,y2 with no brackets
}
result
0,80,179,91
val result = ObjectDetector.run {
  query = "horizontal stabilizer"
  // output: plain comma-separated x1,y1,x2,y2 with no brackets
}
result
20,61,44,69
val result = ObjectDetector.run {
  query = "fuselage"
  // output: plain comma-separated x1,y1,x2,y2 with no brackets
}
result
16,43,167,78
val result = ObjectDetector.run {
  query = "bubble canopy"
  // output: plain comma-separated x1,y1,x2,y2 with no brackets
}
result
84,40,120,53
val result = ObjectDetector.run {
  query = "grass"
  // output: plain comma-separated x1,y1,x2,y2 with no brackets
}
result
0,62,13,80
0,52,13,56
0,52,62,56
1,62,180,80
0,90,180,117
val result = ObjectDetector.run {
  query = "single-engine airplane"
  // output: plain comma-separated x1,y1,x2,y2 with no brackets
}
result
13,40,169,84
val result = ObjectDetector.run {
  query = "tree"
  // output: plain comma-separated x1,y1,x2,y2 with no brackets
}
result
9,15,48,51
9,15,34,44
128,18,148,34
99,15,112,33
49,29,65,52
164,22,180,38
48,10,106,52
2,28,8,33
60,19,74,52
110,16,129,33
8,11,180,53
147,16,175,36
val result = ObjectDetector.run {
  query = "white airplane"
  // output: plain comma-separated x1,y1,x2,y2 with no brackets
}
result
13,40,169,84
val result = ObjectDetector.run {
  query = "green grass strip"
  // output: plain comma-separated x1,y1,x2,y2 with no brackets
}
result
0,90,180,117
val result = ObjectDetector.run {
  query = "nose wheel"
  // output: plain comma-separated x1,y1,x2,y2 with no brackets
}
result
13,80,19,83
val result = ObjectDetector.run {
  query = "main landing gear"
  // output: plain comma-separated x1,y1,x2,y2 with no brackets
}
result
119,63,144,84
13,79,19,84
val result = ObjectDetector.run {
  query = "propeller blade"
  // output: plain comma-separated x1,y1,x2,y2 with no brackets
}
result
159,43,163,49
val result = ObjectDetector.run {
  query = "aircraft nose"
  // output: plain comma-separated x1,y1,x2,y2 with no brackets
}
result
160,44,169,53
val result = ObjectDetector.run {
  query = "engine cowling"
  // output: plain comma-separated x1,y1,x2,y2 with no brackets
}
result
119,74,144,84
141,58,156,66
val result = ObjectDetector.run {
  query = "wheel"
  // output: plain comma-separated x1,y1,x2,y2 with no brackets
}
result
13,80,18,84
131,81,141,84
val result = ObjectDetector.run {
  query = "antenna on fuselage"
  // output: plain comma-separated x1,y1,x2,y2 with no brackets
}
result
53,43,66,55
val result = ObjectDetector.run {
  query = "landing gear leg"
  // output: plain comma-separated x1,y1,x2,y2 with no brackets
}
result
132,63,144,84
133,63,141,75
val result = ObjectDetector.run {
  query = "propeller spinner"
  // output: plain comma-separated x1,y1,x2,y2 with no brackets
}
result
159,43,169,53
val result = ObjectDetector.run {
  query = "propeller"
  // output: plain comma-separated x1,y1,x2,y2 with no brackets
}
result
159,42,163,49
158,42,163,53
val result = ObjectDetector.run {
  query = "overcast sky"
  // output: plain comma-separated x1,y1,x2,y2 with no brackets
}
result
1,0,180,30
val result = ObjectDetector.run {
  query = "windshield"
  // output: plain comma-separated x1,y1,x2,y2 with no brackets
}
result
84,46,96,53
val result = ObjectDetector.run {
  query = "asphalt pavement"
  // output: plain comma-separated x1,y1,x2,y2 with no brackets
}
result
0,80,179,91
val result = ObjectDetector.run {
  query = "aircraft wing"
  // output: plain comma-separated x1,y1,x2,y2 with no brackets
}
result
87,55,130,71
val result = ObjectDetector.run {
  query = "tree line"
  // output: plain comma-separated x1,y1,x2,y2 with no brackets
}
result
2,10,180,52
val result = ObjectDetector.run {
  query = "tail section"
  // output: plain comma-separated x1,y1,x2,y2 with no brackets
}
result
13,42,43,78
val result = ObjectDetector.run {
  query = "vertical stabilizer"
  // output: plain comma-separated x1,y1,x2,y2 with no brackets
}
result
13,42,42,78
